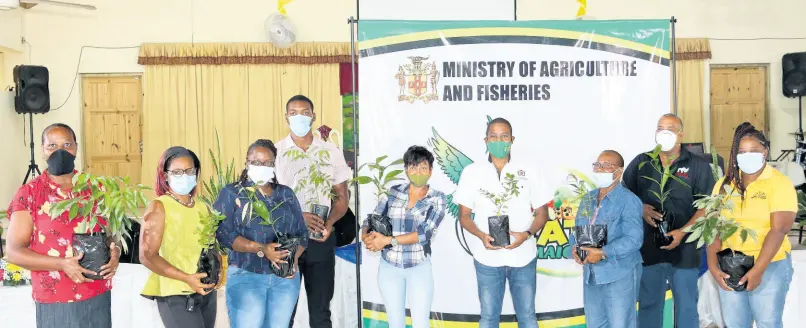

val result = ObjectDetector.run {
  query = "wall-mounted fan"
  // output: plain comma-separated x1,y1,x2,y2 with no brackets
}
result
0,0,96,11
265,12,297,48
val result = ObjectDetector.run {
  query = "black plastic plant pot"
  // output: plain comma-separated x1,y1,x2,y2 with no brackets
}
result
197,248,222,291
717,248,755,292
488,215,511,247
270,232,301,278
652,212,675,248
366,213,393,250
310,204,330,240
72,233,110,280
574,224,608,262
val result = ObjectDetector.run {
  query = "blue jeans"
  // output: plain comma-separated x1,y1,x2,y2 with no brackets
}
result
474,257,538,328
377,258,434,328
226,267,301,328
718,255,793,328
638,263,698,328
584,264,642,328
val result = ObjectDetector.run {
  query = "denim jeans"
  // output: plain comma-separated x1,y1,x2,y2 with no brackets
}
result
584,264,642,328
638,263,699,328
718,254,793,328
474,257,538,328
226,267,301,328
377,258,434,328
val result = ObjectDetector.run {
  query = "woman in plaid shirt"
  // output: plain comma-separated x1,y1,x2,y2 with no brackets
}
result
362,146,448,328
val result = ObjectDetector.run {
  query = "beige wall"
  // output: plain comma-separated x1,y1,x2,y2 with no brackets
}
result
0,0,804,207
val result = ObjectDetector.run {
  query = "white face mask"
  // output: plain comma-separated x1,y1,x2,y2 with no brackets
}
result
736,152,765,174
591,170,619,189
655,130,679,152
247,165,275,185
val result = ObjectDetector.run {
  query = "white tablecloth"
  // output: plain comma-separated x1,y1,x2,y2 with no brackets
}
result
0,260,358,328
3,250,802,328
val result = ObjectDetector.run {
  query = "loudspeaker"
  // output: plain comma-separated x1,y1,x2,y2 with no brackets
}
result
783,52,806,98
13,65,50,114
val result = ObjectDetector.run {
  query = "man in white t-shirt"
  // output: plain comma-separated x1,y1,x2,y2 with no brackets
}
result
454,117,552,328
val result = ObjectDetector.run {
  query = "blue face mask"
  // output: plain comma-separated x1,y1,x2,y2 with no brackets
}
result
168,174,197,196
288,115,313,137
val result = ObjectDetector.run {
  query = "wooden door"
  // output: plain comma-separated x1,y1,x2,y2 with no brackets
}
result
710,66,767,162
81,75,143,183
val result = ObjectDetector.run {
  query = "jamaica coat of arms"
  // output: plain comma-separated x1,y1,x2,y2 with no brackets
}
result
394,56,440,104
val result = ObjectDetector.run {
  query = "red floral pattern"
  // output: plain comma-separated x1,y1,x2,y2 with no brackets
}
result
6,171,111,303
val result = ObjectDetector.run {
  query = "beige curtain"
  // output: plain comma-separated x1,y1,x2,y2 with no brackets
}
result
672,38,711,143
138,43,347,194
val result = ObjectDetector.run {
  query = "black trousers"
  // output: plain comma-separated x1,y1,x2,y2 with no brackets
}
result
36,291,111,328
290,234,336,328
155,291,217,328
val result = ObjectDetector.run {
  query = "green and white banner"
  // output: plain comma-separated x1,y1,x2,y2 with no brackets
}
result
357,19,672,328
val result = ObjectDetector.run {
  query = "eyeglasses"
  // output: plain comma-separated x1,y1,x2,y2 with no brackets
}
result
406,165,431,173
166,168,197,176
247,160,275,167
591,162,619,172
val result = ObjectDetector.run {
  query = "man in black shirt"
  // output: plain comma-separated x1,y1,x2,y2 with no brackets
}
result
623,114,714,328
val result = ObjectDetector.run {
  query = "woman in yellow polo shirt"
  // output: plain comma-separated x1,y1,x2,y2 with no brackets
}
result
708,123,796,328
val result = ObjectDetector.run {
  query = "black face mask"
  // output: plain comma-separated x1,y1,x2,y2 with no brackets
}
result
47,149,76,176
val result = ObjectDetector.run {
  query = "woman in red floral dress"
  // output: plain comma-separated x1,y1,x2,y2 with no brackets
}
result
5,123,120,328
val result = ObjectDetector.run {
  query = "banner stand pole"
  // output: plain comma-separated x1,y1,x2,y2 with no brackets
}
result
671,16,678,115
347,15,363,328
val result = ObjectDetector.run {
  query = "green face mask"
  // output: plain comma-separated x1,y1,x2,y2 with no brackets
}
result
487,141,512,159
408,173,431,187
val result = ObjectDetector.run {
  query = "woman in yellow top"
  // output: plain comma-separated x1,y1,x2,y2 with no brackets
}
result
139,146,217,328
708,123,796,328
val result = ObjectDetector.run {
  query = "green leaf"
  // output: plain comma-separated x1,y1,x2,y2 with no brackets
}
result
69,203,79,219
389,158,404,166
686,227,703,244
384,170,403,185
253,201,270,220
740,229,749,243
376,155,388,164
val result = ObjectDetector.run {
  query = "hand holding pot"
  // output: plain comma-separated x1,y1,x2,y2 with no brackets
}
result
62,252,96,283
184,272,215,295
315,225,333,242
302,212,325,232
478,233,501,250
572,246,583,265
366,232,391,252
661,229,685,250
263,243,290,268
709,266,734,291
581,247,605,264
505,231,531,250
739,267,763,291
361,227,374,246
642,204,662,227
99,242,121,280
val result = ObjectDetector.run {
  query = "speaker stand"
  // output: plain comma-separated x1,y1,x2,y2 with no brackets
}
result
22,112,41,185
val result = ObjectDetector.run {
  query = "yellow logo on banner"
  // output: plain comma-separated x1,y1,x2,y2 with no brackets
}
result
395,56,440,104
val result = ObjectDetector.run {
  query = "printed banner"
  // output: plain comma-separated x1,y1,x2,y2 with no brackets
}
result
357,20,672,328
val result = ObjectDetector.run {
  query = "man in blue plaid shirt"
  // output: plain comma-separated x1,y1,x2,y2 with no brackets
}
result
362,146,448,328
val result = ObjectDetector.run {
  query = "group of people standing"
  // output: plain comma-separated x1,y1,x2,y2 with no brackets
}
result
2,96,797,328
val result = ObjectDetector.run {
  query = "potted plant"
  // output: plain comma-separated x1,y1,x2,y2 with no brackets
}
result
570,174,608,262
478,173,521,247
239,186,300,278
197,131,237,288
684,151,757,291
49,173,149,279
352,155,405,238
639,145,690,248
284,149,336,240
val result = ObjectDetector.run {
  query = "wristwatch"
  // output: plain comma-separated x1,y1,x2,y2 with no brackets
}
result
256,244,265,258
390,237,398,247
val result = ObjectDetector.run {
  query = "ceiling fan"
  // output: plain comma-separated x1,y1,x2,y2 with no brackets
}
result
0,0,96,11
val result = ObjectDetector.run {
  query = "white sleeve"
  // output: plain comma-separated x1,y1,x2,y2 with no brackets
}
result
453,165,476,210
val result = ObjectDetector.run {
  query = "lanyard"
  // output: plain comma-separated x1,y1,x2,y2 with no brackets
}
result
590,205,602,225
